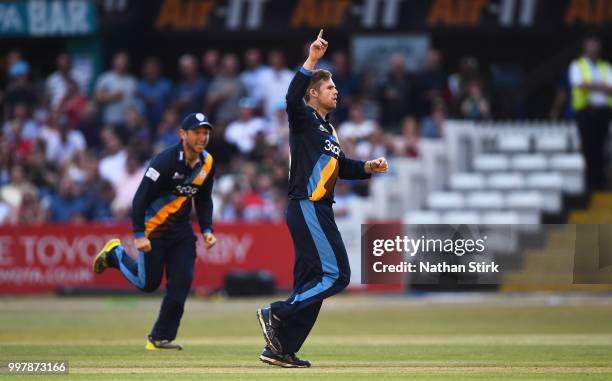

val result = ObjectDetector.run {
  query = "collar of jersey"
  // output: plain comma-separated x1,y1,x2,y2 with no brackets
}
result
306,105,331,123
175,141,204,167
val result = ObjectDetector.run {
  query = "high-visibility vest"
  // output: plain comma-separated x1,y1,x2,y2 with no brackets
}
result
571,57,612,111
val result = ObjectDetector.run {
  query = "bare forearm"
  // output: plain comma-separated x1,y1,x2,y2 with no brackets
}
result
303,57,318,71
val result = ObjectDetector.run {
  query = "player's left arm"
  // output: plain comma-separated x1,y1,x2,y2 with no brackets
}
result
194,164,216,249
338,153,388,180
363,157,389,174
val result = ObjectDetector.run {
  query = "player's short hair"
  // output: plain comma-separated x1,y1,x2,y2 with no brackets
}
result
304,69,332,102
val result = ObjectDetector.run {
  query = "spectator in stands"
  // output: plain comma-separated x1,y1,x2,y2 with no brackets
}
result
0,50,23,116
45,53,77,111
338,101,376,141
448,55,480,101
15,191,46,224
172,54,208,119
416,48,448,117
240,48,267,105
458,80,490,120
201,49,220,81
22,142,58,198
64,150,89,185
3,61,37,120
569,36,612,191
266,101,289,149
391,116,420,158
119,106,152,157
98,126,127,183
355,124,388,161
224,97,266,155
87,179,116,222
39,112,86,166
421,100,447,138
3,103,39,150
0,164,37,214
0,140,10,187
0,196,13,224
137,57,172,128
154,109,179,153
95,51,138,126
205,53,245,125
76,102,100,149
110,150,145,219
205,121,240,172
377,53,416,131
258,49,293,120
46,178,90,222
59,78,87,130
330,50,360,123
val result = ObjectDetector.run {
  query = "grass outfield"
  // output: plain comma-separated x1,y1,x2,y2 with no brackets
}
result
1,294,611,380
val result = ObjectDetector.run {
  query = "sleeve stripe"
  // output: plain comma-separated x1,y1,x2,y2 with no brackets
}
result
299,66,313,76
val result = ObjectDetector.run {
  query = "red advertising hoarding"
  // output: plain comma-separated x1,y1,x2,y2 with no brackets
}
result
0,223,294,294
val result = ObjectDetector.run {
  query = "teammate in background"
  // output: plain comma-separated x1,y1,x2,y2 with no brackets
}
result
256,30,388,368
92,113,217,350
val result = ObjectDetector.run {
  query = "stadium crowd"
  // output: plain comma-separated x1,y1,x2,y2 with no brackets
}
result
0,47,492,225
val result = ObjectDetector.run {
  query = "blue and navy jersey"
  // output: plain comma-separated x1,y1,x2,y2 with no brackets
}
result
286,67,370,202
132,142,214,239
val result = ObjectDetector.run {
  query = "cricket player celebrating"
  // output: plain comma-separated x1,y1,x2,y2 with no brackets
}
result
257,30,388,367
92,113,217,350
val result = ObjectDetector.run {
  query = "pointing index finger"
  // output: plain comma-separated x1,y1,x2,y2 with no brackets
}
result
318,29,324,39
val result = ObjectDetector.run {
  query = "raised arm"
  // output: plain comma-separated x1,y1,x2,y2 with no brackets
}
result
285,30,329,130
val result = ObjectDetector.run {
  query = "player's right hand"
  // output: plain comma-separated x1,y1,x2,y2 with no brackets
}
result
135,237,152,253
309,29,328,61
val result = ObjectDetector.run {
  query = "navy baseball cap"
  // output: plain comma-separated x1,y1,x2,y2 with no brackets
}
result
181,113,214,130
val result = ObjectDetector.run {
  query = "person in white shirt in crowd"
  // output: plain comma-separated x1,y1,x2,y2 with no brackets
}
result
267,100,290,152
569,36,612,191
95,52,138,126
98,127,127,183
224,97,267,155
39,112,86,166
337,101,376,141
355,124,388,161
258,49,293,121
110,150,145,218
0,164,37,213
240,48,267,106
45,53,79,111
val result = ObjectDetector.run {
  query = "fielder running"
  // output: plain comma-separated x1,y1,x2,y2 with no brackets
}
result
257,30,388,368
93,113,217,350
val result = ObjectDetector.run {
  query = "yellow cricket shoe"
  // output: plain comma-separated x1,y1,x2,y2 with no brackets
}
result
92,238,121,274
146,336,183,351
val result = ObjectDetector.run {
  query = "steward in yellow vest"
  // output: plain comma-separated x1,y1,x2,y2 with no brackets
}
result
569,36,612,191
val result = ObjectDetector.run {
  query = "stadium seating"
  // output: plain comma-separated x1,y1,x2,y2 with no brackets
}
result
388,121,585,227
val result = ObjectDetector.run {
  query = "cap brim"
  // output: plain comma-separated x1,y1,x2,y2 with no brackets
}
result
182,122,214,130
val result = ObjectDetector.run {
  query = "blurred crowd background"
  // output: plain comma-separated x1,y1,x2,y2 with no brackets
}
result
0,0,609,227
0,46,500,225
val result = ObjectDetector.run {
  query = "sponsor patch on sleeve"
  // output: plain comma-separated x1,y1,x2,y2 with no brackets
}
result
145,167,160,182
